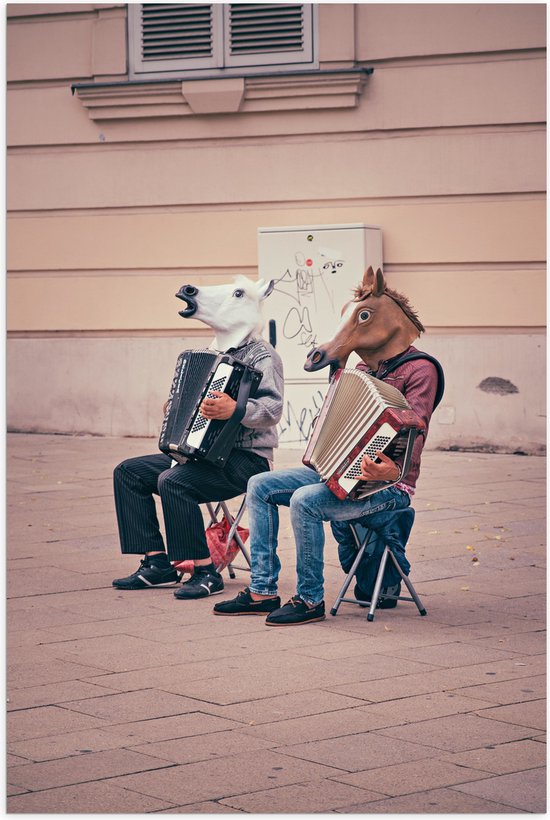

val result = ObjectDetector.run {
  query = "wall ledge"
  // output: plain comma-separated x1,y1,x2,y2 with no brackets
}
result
72,68,372,120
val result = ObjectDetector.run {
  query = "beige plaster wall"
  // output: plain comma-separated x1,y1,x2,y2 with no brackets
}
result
7,3,547,452
7,333,546,456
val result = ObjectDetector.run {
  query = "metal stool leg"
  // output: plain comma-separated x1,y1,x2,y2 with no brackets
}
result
366,546,392,622
204,497,250,578
205,502,238,577
330,528,378,616
385,549,427,617
218,497,251,576
366,547,427,622
205,501,219,526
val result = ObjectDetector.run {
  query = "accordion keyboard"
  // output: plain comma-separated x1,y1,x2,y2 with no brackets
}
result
186,362,234,449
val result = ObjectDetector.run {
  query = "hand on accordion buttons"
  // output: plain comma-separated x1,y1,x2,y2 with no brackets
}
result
200,391,237,420
360,451,400,482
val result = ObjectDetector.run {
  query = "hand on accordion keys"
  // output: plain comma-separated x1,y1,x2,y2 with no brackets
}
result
200,390,238,420
360,451,400,483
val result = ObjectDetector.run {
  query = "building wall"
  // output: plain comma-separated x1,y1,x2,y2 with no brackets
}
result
7,3,546,453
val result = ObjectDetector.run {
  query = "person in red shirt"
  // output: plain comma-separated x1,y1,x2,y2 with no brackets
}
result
214,268,443,626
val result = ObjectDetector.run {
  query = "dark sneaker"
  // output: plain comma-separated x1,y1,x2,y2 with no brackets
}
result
354,583,371,608
112,557,181,590
213,587,281,616
378,582,401,609
265,596,325,626
173,569,224,599
353,582,400,609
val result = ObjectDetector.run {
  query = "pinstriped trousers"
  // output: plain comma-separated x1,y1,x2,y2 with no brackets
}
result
113,450,269,562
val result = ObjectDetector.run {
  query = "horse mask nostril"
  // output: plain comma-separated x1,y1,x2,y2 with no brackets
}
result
304,348,328,372
176,284,198,317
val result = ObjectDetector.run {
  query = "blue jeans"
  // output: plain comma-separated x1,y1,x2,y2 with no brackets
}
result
247,466,410,606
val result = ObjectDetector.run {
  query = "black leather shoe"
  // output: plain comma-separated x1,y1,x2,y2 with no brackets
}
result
265,596,325,626
213,587,281,616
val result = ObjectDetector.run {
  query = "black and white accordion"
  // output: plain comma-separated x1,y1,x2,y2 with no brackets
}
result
159,350,262,467
303,368,425,500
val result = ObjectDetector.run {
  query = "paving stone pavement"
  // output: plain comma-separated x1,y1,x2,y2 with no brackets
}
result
7,433,546,814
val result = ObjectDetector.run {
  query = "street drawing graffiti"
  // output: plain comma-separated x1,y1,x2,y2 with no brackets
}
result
270,246,347,444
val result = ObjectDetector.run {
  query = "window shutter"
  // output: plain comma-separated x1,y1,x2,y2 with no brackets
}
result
129,3,316,78
229,4,304,55
141,4,214,61
224,3,314,67
129,3,223,76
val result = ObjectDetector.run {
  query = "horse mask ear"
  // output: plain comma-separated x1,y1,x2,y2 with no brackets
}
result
362,267,386,297
257,279,275,300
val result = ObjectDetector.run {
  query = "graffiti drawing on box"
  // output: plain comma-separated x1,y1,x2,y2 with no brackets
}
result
272,244,347,445
274,245,346,351
277,386,327,445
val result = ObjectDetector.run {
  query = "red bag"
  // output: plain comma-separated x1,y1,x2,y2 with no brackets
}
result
172,516,249,576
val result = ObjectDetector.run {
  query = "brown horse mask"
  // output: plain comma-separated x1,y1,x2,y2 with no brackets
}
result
304,267,425,373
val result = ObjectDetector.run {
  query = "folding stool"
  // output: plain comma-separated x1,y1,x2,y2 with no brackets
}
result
204,460,274,578
330,515,427,622
205,495,251,578
330,427,426,622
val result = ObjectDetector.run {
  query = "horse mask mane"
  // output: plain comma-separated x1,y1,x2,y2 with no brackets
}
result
354,267,425,336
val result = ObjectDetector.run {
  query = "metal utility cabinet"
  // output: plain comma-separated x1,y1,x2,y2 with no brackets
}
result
258,223,383,448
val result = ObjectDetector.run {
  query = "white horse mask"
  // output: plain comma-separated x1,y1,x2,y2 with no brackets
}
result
175,275,275,352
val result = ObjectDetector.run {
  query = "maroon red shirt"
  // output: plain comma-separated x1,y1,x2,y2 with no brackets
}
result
356,345,439,494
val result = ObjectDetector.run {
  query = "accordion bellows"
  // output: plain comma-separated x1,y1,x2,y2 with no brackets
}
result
303,369,424,500
159,350,262,467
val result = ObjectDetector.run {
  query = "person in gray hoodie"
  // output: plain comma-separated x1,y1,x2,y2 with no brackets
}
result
112,277,283,600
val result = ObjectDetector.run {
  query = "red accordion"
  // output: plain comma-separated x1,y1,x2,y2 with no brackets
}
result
303,368,424,500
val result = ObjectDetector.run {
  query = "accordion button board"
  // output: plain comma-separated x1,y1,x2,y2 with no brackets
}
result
186,362,235,449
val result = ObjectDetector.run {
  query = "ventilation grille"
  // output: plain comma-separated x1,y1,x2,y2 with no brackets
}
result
141,4,213,61
229,4,304,55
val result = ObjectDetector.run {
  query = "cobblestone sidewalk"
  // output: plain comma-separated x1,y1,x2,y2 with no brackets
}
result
7,434,546,813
